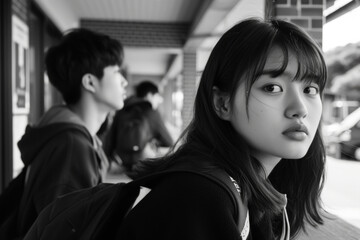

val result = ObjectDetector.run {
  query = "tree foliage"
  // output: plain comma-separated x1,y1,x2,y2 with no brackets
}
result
325,42,360,98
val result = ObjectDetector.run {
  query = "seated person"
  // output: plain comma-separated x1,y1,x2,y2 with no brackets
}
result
104,81,174,175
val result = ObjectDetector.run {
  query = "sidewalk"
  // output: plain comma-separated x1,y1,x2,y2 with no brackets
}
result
296,211,360,240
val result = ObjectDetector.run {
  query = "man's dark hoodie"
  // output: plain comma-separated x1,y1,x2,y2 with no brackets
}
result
15,105,108,238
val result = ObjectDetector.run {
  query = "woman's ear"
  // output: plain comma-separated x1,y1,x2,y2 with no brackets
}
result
213,86,231,120
81,74,97,93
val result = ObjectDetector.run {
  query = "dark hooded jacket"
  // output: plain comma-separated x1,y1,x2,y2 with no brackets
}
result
104,97,174,170
15,106,108,238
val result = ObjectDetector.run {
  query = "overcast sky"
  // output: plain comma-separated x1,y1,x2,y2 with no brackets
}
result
323,3,360,52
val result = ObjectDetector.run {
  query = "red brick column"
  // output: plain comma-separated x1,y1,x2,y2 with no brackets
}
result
181,50,197,130
273,0,324,46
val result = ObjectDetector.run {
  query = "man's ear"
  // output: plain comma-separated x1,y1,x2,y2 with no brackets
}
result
81,74,96,93
213,86,231,120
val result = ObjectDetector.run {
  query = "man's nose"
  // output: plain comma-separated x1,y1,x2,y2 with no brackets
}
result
122,76,128,87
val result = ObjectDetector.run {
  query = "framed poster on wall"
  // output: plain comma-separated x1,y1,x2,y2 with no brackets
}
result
12,15,30,114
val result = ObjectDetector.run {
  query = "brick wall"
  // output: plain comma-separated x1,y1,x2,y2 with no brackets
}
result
274,0,324,46
81,20,189,48
181,51,197,130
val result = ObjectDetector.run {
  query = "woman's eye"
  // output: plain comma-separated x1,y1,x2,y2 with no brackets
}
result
304,86,319,95
263,84,282,93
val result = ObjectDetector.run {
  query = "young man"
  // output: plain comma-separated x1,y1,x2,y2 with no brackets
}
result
104,81,174,176
14,28,127,238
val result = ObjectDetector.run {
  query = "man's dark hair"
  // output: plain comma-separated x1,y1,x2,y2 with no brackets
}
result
45,28,124,104
135,81,159,98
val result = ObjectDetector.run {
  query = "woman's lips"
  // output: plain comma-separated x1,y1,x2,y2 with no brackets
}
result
282,124,309,141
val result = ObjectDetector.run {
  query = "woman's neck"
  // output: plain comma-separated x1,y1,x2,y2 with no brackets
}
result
251,152,282,178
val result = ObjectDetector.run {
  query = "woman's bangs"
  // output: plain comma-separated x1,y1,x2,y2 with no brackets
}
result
290,42,327,92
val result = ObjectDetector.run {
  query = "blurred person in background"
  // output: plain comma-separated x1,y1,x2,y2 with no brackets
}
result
0,28,127,239
104,80,174,177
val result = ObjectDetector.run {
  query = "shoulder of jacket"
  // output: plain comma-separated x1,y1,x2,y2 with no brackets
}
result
51,123,92,141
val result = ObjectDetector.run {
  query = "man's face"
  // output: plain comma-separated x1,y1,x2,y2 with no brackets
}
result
94,65,128,111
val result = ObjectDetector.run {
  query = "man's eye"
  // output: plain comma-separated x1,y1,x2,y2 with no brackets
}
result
263,84,282,93
304,86,319,95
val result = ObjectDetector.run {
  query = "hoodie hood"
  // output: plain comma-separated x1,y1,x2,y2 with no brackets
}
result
18,106,91,166
36,105,86,127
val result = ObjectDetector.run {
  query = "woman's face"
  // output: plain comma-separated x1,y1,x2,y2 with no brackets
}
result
229,46,322,164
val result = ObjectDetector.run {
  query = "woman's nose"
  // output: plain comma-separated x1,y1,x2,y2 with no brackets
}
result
284,91,308,119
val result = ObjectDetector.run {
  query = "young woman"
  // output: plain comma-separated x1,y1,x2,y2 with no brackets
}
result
119,18,327,240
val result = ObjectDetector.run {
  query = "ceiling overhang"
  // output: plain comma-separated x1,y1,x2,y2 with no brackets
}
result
33,0,265,80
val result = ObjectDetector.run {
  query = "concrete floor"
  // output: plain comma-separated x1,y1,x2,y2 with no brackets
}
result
296,211,360,240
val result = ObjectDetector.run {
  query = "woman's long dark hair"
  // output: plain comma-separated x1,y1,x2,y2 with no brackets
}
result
132,18,327,238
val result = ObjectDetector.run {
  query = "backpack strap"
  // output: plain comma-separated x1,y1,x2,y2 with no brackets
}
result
128,167,248,234
201,169,249,238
